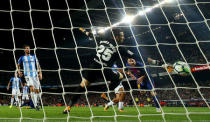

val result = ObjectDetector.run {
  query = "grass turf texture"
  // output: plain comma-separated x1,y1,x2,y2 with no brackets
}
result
0,106,209,122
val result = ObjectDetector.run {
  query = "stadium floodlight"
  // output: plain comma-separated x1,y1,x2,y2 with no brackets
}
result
92,30,97,35
145,8,153,13
98,0,174,33
121,15,135,23
98,28,106,33
166,0,174,3
138,11,145,16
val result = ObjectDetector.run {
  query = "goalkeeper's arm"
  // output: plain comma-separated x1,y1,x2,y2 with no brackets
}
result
147,57,163,66
79,28,94,40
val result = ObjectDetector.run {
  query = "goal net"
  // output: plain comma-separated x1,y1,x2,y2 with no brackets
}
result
0,0,210,121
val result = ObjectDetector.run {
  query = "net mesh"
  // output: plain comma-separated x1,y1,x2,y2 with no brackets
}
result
0,0,210,121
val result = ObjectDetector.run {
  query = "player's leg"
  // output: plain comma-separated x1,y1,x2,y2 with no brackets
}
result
18,96,21,107
146,77,161,112
17,89,21,107
21,95,25,106
10,88,17,108
28,82,38,110
104,69,124,92
24,95,30,106
63,67,101,114
103,70,124,111
10,95,15,108
104,84,125,111
33,77,42,111
63,78,90,114
25,76,37,109
118,88,125,112
14,95,19,107
29,86,38,109
150,91,161,112
33,89,40,110
104,94,119,111
101,92,109,102
13,89,19,107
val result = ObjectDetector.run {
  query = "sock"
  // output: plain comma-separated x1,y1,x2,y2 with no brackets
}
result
11,98,14,106
68,86,84,107
21,100,25,106
15,97,19,106
36,93,40,106
107,101,114,107
19,98,21,107
38,93,41,102
31,92,37,107
118,102,124,110
153,96,160,108
22,100,24,105
34,93,38,107
39,93,43,107
17,98,20,107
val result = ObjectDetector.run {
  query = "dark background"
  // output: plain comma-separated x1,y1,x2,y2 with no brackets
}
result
0,0,209,94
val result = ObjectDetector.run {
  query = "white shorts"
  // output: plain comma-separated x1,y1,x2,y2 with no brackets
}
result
22,94,29,100
25,76,40,89
114,83,124,94
12,88,21,96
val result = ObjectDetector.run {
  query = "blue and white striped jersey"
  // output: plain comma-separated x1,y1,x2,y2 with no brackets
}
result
22,86,29,95
10,77,21,89
18,55,39,77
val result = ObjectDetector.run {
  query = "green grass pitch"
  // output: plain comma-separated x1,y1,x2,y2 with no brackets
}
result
0,106,210,122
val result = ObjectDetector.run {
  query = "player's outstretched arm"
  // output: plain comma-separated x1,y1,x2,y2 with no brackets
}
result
7,81,10,91
37,63,42,80
126,71,136,80
147,57,163,65
79,27,92,37
17,64,21,74
17,64,23,76
17,56,23,75
137,75,145,85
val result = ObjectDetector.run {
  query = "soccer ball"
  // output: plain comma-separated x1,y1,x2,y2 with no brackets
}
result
173,61,191,75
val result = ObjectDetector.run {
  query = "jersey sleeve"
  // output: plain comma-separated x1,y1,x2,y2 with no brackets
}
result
18,56,23,65
119,47,135,59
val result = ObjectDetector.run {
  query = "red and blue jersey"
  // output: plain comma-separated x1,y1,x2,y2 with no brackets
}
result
126,61,155,90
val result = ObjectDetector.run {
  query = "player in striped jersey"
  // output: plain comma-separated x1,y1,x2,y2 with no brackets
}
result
17,45,42,111
21,83,29,106
7,72,23,108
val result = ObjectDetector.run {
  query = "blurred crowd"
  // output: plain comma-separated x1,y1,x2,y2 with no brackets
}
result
1,81,209,107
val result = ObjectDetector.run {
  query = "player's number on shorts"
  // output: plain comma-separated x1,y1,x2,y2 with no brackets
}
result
97,45,113,61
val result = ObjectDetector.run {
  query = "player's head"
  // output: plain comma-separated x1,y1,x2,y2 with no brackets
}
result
127,58,136,66
23,45,30,55
24,83,27,86
14,71,22,77
112,28,124,43
18,72,23,77
15,71,23,77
